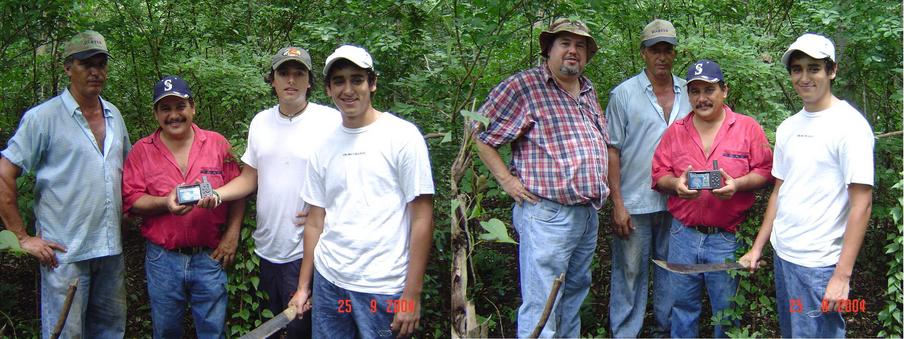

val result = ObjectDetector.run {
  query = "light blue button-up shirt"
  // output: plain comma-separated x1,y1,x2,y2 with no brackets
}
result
606,70,691,214
2,89,130,263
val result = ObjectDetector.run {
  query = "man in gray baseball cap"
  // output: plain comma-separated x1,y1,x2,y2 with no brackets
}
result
605,18,691,337
63,30,111,60
1,29,129,338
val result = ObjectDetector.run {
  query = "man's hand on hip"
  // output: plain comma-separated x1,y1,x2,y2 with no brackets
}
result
499,174,539,205
20,235,66,268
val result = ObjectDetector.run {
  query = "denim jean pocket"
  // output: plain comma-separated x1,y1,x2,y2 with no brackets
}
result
669,220,685,236
145,242,165,262
204,253,223,269
718,231,740,245
529,199,562,223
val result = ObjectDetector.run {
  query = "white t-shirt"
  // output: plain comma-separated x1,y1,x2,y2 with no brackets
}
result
301,112,435,294
242,103,341,263
771,100,874,267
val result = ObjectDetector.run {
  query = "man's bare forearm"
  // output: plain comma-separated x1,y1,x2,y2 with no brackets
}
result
216,166,258,202
607,147,625,206
733,172,769,192
0,158,26,239
224,196,247,233
129,195,171,216
750,179,783,253
473,138,513,183
655,174,680,194
833,184,872,279
403,195,434,296
297,206,325,291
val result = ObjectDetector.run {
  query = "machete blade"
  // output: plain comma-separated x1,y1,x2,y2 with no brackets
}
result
239,306,298,339
652,259,746,274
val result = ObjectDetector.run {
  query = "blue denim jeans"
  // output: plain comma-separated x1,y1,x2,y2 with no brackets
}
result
40,254,126,339
312,269,400,338
609,211,671,338
259,256,311,339
145,242,227,339
773,255,845,338
667,219,740,338
513,198,598,338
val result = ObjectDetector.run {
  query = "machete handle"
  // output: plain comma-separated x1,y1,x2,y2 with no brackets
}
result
741,260,767,269
284,305,298,319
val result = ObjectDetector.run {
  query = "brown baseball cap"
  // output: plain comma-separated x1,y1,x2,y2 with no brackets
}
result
63,30,110,60
641,19,678,47
539,18,598,60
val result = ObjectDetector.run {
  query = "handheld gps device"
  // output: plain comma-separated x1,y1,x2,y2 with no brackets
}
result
687,160,723,190
176,176,214,205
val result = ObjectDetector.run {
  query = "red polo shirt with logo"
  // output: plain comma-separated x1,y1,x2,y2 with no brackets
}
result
651,105,773,232
123,124,240,250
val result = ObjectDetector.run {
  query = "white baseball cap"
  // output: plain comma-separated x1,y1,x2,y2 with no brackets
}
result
323,45,375,76
781,33,836,67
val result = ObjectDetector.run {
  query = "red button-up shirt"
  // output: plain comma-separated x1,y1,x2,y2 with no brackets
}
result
475,64,609,208
123,124,240,249
652,106,773,232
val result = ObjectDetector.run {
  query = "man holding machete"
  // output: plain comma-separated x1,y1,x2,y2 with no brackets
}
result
651,60,773,337
739,33,874,338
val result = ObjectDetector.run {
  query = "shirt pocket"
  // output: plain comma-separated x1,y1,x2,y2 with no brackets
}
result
719,149,751,178
199,166,226,187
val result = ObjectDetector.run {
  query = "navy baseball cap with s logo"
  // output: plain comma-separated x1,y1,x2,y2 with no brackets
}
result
153,75,193,104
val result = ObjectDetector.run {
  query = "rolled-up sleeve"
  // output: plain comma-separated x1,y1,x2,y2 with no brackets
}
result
605,90,627,150
650,126,676,191
121,144,147,213
747,122,774,181
1,113,45,173
475,79,530,147
219,138,241,182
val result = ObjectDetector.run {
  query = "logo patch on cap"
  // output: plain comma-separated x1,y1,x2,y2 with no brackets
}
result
685,59,724,83
284,48,302,57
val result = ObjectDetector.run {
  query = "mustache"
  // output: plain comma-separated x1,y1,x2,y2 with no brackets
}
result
165,117,187,124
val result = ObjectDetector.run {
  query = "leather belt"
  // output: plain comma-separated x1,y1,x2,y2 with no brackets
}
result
172,246,208,256
689,225,724,234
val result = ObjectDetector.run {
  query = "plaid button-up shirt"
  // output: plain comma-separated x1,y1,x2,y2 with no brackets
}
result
475,64,609,209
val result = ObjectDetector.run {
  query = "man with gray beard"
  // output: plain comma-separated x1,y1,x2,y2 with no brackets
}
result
472,18,610,337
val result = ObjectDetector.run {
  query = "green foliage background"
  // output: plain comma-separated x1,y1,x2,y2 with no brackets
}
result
0,0,901,338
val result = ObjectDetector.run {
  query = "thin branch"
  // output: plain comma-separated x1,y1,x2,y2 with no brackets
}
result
528,273,565,338
877,131,902,138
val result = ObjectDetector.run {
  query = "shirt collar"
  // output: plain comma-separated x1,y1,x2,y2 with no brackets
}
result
540,63,594,94
145,123,206,145
62,88,113,118
677,104,738,127
639,69,684,94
